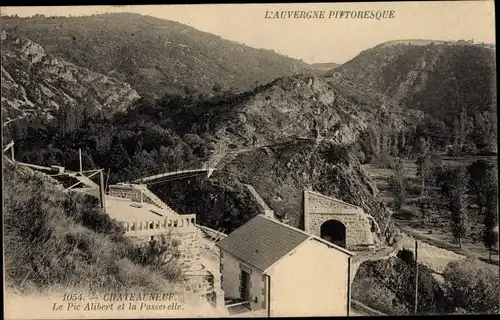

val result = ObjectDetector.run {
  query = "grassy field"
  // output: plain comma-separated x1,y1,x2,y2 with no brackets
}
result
362,156,499,265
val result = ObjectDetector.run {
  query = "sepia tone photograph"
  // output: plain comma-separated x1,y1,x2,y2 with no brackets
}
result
1,1,497,318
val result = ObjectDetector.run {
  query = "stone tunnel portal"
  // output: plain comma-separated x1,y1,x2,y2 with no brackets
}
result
320,219,347,248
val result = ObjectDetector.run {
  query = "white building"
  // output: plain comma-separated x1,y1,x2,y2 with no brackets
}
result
216,214,354,317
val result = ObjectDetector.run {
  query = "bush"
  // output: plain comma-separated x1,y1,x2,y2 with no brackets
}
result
4,164,180,294
63,192,125,237
353,255,451,315
442,259,500,314
125,234,182,281
323,143,352,165
352,278,408,315
373,153,396,169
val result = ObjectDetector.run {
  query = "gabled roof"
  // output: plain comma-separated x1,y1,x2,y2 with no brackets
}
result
305,190,363,211
216,215,353,272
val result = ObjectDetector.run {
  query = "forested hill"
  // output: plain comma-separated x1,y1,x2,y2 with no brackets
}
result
329,41,496,126
5,74,429,241
1,13,311,98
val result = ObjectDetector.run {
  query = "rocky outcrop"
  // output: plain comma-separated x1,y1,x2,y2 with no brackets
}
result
158,75,419,243
328,41,496,121
2,13,312,97
1,31,140,122
218,140,393,240
207,75,422,152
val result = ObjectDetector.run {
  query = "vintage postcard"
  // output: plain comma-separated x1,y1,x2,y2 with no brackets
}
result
1,1,497,318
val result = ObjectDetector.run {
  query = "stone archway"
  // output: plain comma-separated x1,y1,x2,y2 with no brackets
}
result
320,220,347,248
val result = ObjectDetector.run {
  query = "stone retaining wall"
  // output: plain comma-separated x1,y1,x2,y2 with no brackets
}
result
304,190,375,250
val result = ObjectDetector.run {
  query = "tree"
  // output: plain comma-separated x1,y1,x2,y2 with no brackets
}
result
482,167,498,261
451,106,473,155
415,117,450,150
437,165,470,248
390,159,406,211
108,141,130,171
443,259,500,314
418,198,433,223
445,166,469,248
415,137,431,197
468,160,496,216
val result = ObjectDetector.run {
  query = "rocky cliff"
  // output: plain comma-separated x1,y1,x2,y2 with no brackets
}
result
329,41,496,122
201,75,423,152
158,75,419,243
1,31,140,123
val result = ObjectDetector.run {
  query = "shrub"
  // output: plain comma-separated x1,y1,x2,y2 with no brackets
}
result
373,152,396,169
323,143,352,165
442,259,500,314
353,255,451,315
4,164,179,294
352,278,408,315
125,234,182,281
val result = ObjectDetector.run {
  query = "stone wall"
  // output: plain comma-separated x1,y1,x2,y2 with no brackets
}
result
307,213,374,250
108,184,144,202
119,214,197,237
304,190,375,250
176,229,201,272
121,214,201,273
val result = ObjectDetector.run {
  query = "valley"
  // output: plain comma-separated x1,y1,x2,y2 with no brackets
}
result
2,8,498,318
363,155,499,266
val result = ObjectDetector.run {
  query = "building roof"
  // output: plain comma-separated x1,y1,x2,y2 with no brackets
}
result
305,190,363,211
216,215,353,272
104,195,178,222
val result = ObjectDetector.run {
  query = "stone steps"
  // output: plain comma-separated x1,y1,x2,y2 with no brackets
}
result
243,184,274,218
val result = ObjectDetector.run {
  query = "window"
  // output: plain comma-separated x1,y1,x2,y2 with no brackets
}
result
149,222,154,229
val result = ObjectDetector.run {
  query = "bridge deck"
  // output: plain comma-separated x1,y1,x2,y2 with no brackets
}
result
133,168,216,183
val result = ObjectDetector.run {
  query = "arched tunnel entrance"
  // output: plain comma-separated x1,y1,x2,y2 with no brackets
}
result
320,220,347,248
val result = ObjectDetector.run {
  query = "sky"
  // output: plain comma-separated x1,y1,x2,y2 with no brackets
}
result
0,2,496,64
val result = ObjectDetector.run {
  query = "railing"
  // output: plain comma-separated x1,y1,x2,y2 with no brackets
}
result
120,213,197,237
244,184,274,217
107,183,173,211
131,156,214,183
197,225,227,240
351,299,387,316
136,184,170,210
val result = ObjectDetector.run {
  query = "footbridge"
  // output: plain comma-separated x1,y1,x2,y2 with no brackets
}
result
130,156,218,185
129,137,306,185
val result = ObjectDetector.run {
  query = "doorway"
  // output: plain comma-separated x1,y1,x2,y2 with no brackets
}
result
320,219,347,248
239,269,251,302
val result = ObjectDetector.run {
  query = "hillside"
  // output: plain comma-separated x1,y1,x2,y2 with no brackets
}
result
152,75,428,242
329,41,496,125
157,139,394,241
1,31,139,123
165,75,425,151
7,73,429,247
1,13,311,97
3,162,179,293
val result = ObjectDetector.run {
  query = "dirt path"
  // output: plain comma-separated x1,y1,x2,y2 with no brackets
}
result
350,245,399,282
396,232,466,274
